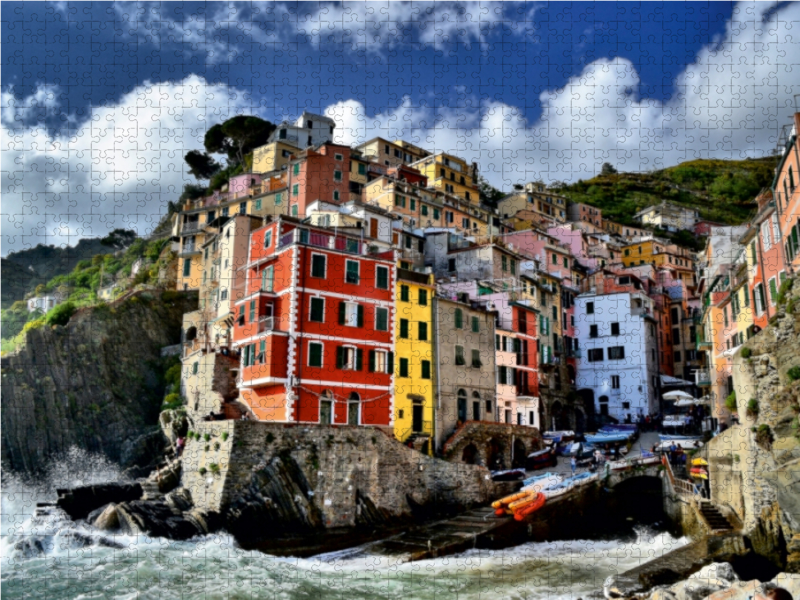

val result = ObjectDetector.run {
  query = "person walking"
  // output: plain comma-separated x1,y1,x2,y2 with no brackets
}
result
571,455,577,475
175,436,185,458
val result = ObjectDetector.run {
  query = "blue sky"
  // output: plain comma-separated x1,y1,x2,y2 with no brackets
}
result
2,1,799,253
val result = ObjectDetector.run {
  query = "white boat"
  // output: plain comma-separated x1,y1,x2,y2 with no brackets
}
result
541,472,597,498
521,473,562,493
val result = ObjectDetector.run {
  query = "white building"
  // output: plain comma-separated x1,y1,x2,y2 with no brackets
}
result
574,291,660,422
268,111,335,150
27,295,60,313
634,202,699,232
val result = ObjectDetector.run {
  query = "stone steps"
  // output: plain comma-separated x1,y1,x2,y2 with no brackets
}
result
699,501,734,532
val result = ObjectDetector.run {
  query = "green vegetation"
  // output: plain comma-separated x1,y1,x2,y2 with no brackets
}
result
221,432,229,442
209,463,220,474
746,398,759,418
553,156,776,229
198,467,207,475
777,278,794,306
740,347,752,359
162,393,184,411
756,424,774,450
204,433,211,442
787,366,800,382
45,301,76,327
725,391,738,412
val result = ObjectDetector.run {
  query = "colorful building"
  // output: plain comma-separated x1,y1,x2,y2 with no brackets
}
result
232,217,397,427
410,153,481,204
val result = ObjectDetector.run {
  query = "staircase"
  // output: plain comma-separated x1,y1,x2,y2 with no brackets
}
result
698,500,734,533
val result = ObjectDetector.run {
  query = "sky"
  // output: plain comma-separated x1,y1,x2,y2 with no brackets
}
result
2,1,799,254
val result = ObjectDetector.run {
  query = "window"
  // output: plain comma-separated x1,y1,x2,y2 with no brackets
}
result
502,255,508,272
611,322,620,336
336,346,363,370
471,316,480,333
311,254,326,278
376,266,389,289
369,350,391,373
255,199,262,210
375,307,389,331
454,308,463,328
192,361,198,375
608,346,625,360
334,170,342,182
275,192,282,205
589,324,598,338
291,205,299,217
239,202,247,214
448,258,456,272
249,300,256,323
586,302,594,314
358,163,366,175
292,184,299,196
588,348,604,362
421,204,428,216
339,301,363,327
421,360,431,379
399,358,409,378
418,289,428,306
410,199,416,211
293,163,300,175
263,230,273,248
611,375,620,389
400,285,410,302
433,208,440,220
345,260,360,284
222,207,229,217
309,297,325,322
672,328,681,344
333,190,340,201
183,259,191,277
674,350,682,363
563,257,568,268
399,319,409,338
768,277,778,304
418,321,428,340
455,345,465,365
471,349,482,368
261,266,274,292
552,253,558,264
308,342,323,367
334,153,343,161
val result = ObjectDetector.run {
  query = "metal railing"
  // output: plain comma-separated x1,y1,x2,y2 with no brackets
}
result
182,221,202,234
694,369,711,386
662,455,696,497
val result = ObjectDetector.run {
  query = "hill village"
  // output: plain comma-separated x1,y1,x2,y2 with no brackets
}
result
18,109,800,468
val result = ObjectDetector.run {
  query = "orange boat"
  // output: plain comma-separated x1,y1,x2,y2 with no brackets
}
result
508,493,538,511
514,493,546,521
491,491,530,509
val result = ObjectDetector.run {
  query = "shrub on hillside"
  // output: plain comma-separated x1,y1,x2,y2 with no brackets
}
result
725,391,738,413
45,301,76,327
788,366,800,382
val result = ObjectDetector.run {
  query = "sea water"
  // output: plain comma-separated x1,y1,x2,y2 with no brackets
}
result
2,450,689,600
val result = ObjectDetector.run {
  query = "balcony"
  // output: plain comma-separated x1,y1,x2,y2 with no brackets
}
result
258,315,285,333
181,221,202,234
178,243,201,257
397,268,430,285
631,306,652,318
697,339,713,350
278,228,364,255
566,348,582,358
694,369,711,386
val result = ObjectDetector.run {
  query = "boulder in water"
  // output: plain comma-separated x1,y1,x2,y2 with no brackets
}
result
92,504,120,531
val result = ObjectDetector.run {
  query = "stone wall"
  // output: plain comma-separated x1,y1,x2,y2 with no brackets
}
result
442,421,542,469
181,421,496,542
723,279,800,571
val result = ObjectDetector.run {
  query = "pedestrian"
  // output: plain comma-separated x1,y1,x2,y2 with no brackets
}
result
175,436,185,458
571,455,577,475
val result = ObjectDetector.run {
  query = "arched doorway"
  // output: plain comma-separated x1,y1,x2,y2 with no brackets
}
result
347,392,360,425
320,390,333,425
487,438,504,470
185,326,197,342
574,408,586,434
472,391,481,421
457,389,467,423
512,439,527,469
462,443,478,464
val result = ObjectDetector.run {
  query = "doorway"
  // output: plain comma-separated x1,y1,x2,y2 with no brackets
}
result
348,392,360,425
412,402,424,433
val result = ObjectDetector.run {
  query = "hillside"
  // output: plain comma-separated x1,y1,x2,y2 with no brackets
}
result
1,229,137,309
554,156,778,228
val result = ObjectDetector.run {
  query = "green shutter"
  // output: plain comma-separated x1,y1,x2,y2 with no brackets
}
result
312,255,325,278
401,285,409,302
310,343,322,367
356,349,363,371
400,319,409,338
310,298,324,322
376,308,387,331
455,309,463,328
387,352,394,374
336,346,344,369
399,358,409,377
418,322,427,340
471,316,479,333
377,267,388,289
183,260,191,277
421,360,431,379
293,163,299,175
418,289,427,305
369,350,376,372
338,301,346,325
357,304,364,327
769,278,778,303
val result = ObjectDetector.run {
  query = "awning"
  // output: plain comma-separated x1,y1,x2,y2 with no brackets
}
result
660,374,694,387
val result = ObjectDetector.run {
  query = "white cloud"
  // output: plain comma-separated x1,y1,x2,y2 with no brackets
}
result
1,84,63,128
1,75,259,254
323,1,800,188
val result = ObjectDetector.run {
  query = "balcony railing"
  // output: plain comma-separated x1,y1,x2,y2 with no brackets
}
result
398,268,430,285
277,228,364,255
694,369,711,386
182,221,202,234
258,315,283,333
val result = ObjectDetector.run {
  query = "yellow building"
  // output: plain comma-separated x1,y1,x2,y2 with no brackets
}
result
252,141,299,173
621,239,695,285
355,137,430,168
393,266,436,454
498,183,568,224
410,153,480,204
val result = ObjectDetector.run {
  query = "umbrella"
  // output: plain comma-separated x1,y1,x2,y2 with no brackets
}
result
663,390,694,401
674,399,699,407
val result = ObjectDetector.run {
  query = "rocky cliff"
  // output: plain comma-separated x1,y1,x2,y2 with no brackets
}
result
716,279,800,572
1,290,197,474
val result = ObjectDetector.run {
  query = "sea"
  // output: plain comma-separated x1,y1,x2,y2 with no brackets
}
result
1,449,689,600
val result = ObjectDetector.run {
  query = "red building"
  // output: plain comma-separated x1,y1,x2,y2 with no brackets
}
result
776,112,800,273
232,217,396,427
288,143,352,218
